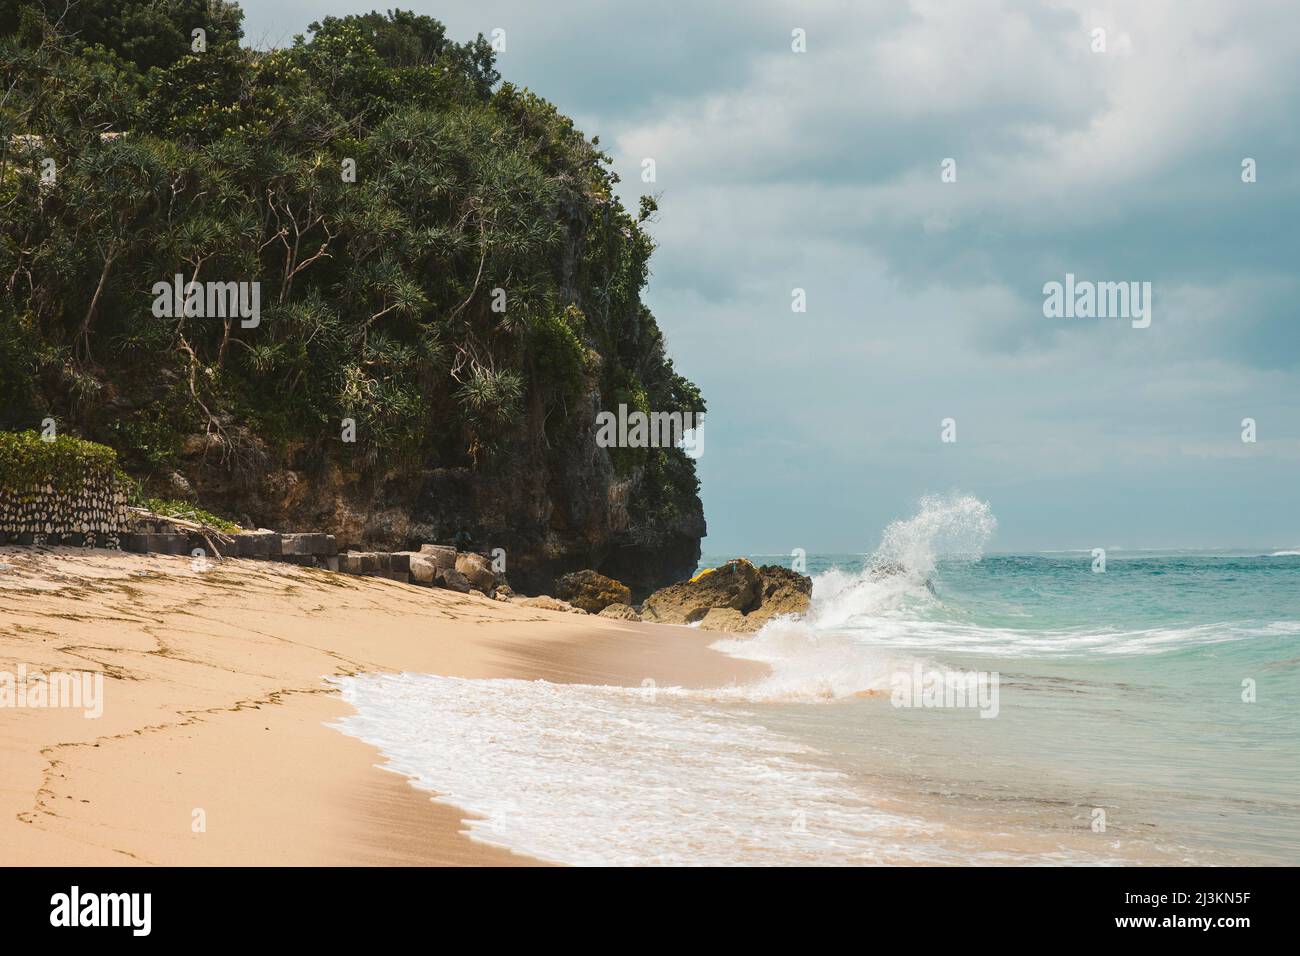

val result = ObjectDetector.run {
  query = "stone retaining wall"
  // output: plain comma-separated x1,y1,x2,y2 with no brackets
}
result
0,477,130,549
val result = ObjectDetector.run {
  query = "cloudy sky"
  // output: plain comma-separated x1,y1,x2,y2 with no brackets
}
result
242,1,1300,553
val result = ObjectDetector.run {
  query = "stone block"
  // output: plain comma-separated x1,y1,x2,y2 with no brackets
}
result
146,533,190,555
281,532,335,556
234,532,280,559
436,568,471,593
418,544,457,570
409,555,436,585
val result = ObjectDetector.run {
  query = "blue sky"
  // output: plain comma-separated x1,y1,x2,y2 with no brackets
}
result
241,1,1300,553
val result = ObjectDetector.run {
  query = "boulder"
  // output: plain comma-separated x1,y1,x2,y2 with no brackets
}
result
640,558,812,632
455,552,496,595
640,558,762,625
435,568,471,593
519,595,587,614
408,554,437,585
556,570,632,614
597,602,641,622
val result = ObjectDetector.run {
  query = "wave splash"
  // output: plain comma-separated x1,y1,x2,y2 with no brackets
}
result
815,493,995,628
709,494,996,700
871,493,998,578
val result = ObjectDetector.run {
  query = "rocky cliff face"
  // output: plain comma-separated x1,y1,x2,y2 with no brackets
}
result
2,10,707,594
175,378,703,599
170,237,704,595
172,148,704,597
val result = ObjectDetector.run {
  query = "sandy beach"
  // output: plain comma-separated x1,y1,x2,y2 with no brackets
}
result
0,547,763,866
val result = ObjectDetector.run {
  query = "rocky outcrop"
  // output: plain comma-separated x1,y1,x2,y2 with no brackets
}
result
598,602,641,621
744,564,814,630
640,559,762,625
165,431,702,600
556,569,632,614
640,559,812,632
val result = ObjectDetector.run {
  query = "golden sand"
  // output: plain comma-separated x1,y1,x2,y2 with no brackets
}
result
0,546,763,866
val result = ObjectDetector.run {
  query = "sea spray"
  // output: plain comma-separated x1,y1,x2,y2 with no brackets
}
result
872,493,997,578
709,494,998,699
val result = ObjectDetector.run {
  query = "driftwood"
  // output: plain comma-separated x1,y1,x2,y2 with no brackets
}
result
126,506,237,560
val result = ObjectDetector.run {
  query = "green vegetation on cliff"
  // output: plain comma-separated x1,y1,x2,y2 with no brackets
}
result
0,2,703,555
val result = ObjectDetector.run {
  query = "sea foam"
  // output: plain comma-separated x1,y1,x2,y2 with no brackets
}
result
327,672,933,865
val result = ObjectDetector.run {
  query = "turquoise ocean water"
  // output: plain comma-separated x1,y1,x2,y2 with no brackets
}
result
697,543,1300,864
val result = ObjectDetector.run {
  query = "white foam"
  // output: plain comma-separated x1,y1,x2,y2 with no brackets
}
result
708,619,931,700
328,672,940,865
